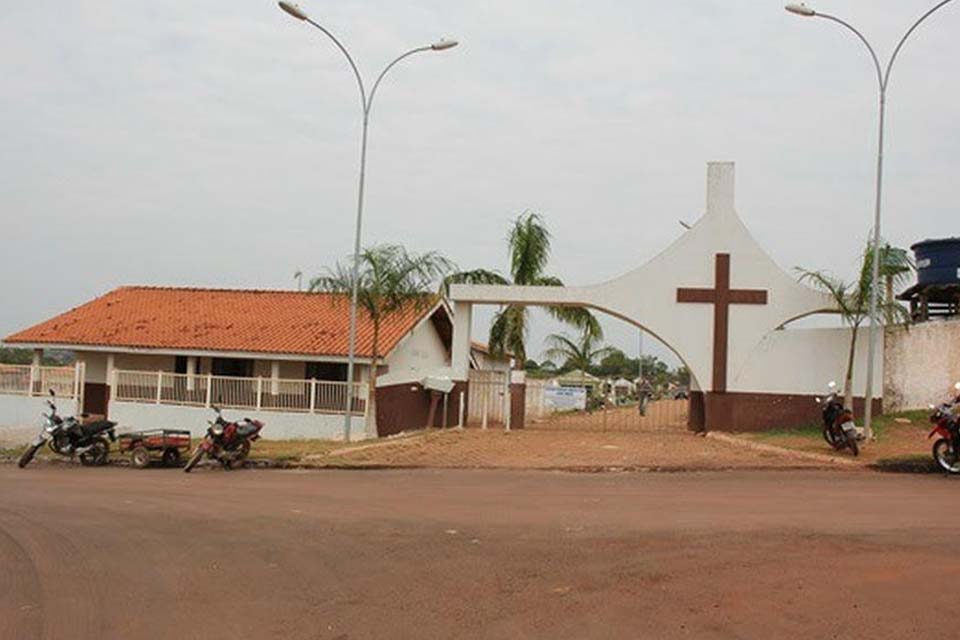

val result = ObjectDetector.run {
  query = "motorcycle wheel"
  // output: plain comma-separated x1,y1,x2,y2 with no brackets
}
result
18,444,42,469
846,435,859,457
823,427,843,450
80,438,109,467
236,440,251,463
932,439,960,474
183,448,204,473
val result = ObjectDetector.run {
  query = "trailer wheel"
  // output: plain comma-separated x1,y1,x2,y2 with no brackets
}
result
131,446,152,469
162,448,182,467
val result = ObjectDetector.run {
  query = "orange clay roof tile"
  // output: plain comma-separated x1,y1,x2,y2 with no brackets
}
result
4,287,439,359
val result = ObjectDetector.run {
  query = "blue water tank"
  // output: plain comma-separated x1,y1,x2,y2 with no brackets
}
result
912,238,960,286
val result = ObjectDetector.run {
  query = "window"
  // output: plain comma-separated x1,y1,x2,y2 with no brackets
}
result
305,362,348,382
211,358,253,378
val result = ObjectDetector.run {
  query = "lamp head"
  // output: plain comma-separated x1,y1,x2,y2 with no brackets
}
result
785,3,816,17
278,1,308,20
431,39,459,51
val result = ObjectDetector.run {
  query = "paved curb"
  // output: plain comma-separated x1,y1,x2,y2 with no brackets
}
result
705,432,860,466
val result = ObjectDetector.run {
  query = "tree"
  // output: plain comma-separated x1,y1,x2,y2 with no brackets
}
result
0,348,74,366
797,241,913,428
310,245,453,438
544,330,616,379
446,211,601,363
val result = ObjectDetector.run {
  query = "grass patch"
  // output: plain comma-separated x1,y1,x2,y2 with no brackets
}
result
749,409,930,442
1,445,28,458
248,439,341,461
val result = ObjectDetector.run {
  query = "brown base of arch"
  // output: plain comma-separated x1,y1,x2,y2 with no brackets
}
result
688,391,883,433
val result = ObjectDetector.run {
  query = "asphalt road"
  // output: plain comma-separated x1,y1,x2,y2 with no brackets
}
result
1,466,958,639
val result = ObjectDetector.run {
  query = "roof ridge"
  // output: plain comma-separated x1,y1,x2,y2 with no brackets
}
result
116,285,322,295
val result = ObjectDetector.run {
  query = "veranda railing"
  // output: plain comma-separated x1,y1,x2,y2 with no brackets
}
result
112,370,368,416
0,364,83,399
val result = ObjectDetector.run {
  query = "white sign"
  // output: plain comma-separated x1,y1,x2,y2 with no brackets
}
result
544,386,587,411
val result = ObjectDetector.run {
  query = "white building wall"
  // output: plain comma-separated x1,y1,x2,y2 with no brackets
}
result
113,353,177,372
885,319,960,411
76,351,108,384
732,326,881,397
378,319,450,387
0,394,83,445
108,401,368,441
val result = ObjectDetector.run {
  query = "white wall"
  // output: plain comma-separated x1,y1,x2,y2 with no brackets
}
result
885,319,960,411
378,318,450,387
76,351,108,384
732,326,881,396
0,394,81,445
113,353,176,372
108,401,369,441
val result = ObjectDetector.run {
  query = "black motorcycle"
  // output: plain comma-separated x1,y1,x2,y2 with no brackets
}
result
18,390,117,468
816,381,860,456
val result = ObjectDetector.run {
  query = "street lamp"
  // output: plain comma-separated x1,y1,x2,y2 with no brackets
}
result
278,1,458,441
785,1,955,437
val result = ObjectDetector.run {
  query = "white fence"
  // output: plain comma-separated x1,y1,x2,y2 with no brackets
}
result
112,370,368,416
0,364,82,399
467,370,509,426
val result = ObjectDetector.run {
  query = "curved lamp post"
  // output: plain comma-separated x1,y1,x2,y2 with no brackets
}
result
785,1,955,437
278,2,458,441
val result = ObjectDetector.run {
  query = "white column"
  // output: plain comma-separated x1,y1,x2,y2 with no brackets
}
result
270,361,280,395
186,356,197,391
106,353,116,393
29,349,41,396
451,301,473,381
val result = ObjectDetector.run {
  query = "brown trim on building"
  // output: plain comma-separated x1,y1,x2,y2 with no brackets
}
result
375,381,467,438
688,391,707,432
688,390,882,432
510,383,526,430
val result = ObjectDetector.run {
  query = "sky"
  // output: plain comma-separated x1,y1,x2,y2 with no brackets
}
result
2,0,958,367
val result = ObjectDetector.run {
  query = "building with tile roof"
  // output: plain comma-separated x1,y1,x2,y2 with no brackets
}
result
3,286,467,440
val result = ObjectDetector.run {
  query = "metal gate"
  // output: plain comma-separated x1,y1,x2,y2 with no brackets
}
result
526,394,689,433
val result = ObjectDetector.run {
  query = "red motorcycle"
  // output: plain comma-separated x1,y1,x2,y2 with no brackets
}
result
183,407,263,473
929,382,960,475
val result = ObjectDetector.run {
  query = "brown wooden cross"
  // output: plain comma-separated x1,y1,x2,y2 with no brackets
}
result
677,253,768,393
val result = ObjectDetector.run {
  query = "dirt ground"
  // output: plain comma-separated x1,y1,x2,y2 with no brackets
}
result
323,427,830,470
3,466,960,639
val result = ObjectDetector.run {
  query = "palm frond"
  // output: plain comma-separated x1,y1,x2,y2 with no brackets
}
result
442,269,511,296
508,211,551,286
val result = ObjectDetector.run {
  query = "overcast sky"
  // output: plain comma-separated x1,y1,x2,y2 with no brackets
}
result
2,0,958,366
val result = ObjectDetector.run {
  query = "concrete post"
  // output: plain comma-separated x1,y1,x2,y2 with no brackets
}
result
186,356,197,391
270,361,280,395
451,301,472,381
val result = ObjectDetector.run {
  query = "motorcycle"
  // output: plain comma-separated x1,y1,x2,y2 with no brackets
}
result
18,389,117,468
816,381,860,457
183,406,263,473
928,382,960,474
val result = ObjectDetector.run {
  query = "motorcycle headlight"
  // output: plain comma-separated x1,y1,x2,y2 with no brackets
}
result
211,424,224,437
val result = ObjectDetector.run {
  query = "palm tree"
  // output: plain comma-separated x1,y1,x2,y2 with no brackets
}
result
310,245,453,435
446,211,601,363
543,330,616,378
797,241,913,424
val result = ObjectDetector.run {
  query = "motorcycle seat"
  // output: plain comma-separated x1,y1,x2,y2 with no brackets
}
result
236,422,259,437
80,420,116,437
